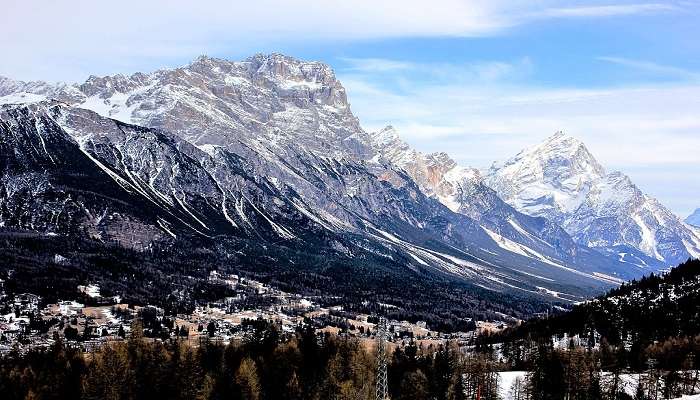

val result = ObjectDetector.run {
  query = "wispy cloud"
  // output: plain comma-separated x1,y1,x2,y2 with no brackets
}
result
0,0,696,215
340,59,700,167
339,58,416,72
598,56,700,80
533,3,678,18
339,57,533,86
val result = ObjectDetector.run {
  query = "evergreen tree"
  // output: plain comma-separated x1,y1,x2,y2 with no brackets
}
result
235,357,261,400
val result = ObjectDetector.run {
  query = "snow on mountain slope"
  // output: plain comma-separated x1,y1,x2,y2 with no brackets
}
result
484,131,604,223
0,55,631,301
367,126,641,280
485,131,700,267
0,100,620,301
2,54,369,158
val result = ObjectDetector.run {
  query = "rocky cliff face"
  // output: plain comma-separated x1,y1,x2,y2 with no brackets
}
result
1,54,671,306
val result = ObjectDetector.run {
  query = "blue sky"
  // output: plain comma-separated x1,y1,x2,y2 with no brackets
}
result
1,0,699,217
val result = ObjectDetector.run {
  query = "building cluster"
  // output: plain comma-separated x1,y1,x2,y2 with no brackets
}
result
0,272,487,354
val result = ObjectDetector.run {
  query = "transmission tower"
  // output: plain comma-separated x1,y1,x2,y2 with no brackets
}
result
375,316,389,400
646,358,659,400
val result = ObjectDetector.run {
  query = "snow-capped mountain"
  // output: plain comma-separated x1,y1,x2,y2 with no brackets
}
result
2,55,369,159
686,209,700,228
367,126,642,279
0,54,669,309
484,132,700,268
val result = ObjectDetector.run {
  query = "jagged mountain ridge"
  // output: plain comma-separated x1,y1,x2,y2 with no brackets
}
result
0,54,661,308
366,126,633,280
484,132,700,268
0,100,618,304
1,55,370,158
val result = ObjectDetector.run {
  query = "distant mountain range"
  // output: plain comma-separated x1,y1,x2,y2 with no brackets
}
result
0,54,697,317
686,208,700,228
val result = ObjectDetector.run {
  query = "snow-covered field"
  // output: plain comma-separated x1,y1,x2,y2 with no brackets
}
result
498,371,527,400
497,371,699,400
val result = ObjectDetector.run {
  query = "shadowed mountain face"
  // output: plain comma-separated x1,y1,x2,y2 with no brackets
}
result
2,54,686,316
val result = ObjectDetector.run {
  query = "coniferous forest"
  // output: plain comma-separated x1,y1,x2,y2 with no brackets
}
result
0,322,489,400
0,229,554,332
1,318,699,400
1,258,699,400
1,3,699,398
488,258,700,350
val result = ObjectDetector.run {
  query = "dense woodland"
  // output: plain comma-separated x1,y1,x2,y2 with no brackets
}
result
0,320,481,400
488,259,700,348
481,258,700,377
1,232,699,399
1,318,699,400
2,230,699,400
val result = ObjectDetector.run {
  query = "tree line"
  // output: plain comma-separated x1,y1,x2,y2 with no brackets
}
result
0,319,490,400
492,258,700,347
2,318,700,399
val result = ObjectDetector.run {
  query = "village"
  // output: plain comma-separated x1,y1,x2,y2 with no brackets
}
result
0,271,490,356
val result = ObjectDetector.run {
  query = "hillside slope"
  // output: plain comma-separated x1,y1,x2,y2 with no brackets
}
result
495,258,700,345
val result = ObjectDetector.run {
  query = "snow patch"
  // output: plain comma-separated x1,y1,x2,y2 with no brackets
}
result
0,92,47,104
632,213,663,260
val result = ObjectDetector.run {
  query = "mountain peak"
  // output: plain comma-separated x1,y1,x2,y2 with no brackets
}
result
367,125,415,166
192,54,216,63
548,130,567,140
426,151,456,170
246,52,306,64
485,131,607,223
485,130,700,266
538,130,586,155
515,131,606,179
187,54,231,69
372,125,400,143
245,53,334,76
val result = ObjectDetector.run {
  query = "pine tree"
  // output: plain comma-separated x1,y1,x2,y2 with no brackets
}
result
176,344,204,400
508,376,527,400
398,370,430,400
82,343,133,400
235,357,261,400
446,363,468,400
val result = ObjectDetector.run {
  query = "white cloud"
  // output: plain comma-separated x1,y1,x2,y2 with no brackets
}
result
0,1,694,213
346,77,700,166
339,58,416,72
0,0,683,81
340,59,700,216
598,56,700,80
339,57,534,88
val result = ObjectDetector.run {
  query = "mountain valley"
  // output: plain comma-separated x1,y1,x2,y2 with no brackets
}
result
1,54,698,325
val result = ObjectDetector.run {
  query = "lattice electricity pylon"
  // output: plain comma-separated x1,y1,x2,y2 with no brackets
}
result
375,316,389,400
